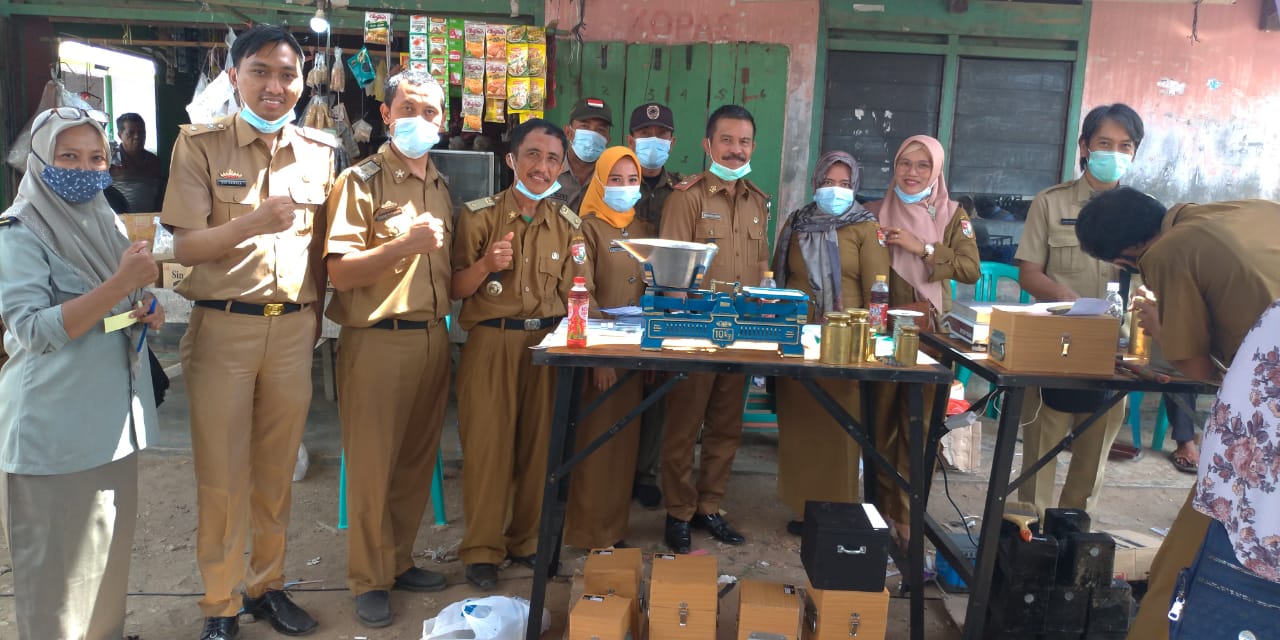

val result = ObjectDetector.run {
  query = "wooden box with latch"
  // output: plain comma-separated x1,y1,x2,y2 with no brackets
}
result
569,593,633,640
801,585,888,640
585,547,644,638
648,553,717,639
988,307,1120,376
737,579,802,640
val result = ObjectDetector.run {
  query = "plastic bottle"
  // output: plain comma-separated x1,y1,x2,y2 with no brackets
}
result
1105,281,1124,319
869,274,890,334
567,276,589,348
759,270,778,318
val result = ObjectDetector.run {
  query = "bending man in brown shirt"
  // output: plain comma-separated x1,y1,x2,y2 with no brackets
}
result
324,70,452,628
450,118,587,590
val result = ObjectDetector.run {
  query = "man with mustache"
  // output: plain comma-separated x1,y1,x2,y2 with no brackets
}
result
161,25,336,640
449,118,588,590
657,104,771,553
551,97,612,211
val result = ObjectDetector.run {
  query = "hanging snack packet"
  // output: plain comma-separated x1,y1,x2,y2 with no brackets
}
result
347,47,377,88
409,33,429,61
429,35,448,57
485,59,507,98
528,78,546,111
527,26,546,44
409,15,429,33
485,24,508,60
506,77,530,111
464,21,486,59
448,49,463,87
463,58,485,95
331,47,346,92
484,98,506,124
507,44,528,77
429,16,447,35
507,25,528,45
364,12,392,45
527,44,547,78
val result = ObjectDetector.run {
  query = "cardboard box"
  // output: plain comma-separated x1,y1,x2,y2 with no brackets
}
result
569,593,632,640
161,262,192,289
988,306,1120,376
584,548,643,638
119,213,158,244
1105,529,1164,582
802,585,888,640
737,580,802,640
649,553,717,639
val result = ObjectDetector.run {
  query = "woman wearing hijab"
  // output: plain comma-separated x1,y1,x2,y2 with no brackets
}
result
0,108,163,638
563,146,652,549
772,151,889,534
865,135,979,545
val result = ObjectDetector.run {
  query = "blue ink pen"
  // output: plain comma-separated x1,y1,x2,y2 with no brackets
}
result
135,298,157,353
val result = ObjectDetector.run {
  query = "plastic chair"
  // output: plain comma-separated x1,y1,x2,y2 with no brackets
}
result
1126,392,1170,451
742,379,778,432
953,261,1028,417
338,448,447,528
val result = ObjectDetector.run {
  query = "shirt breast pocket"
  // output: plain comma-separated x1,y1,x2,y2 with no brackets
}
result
695,219,726,243
538,255,564,293
1047,229,1085,275
212,187,254,226
372,208,407,245
49,261,91,301
289,184,326,236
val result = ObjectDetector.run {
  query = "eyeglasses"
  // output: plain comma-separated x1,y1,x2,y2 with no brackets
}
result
32,107,110,137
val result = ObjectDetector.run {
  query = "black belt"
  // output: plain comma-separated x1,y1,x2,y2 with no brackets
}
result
195,300,307,316
370,318,438,330
476,316,562,331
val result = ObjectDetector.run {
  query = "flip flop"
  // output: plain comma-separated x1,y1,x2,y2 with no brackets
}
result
1169,451,1198,474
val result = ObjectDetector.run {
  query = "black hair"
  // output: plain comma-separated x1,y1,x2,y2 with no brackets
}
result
1078,103,1144,171
384,70,443,110
230,25,304,71
510,118,569,156
705,105,755,140
116,112,145,130
1075,187,1167,262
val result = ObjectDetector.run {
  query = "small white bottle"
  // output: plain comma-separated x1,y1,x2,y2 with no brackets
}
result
1105,281,1124,319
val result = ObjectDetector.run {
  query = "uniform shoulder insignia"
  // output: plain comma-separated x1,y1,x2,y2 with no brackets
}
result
0,217,18,229
296,126,339,148
438,171,451,187
352,158,381,183
465,196,496,212
672,174,704,191
743,180,770,200
179,121,228,137
559,205,582,229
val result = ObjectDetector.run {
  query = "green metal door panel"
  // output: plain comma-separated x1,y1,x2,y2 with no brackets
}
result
548,41,626,144
647,44,712,181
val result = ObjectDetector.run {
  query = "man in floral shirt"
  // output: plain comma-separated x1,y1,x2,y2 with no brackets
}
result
1075,187,1280,637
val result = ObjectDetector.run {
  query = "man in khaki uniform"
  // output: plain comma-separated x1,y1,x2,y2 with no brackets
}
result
659,105,770,553
449,118,587,590
1014,104,1143,515
324,70,451,628
625,102,681,508
1074,189,1280,639
551,97,612,211
162,26,334,640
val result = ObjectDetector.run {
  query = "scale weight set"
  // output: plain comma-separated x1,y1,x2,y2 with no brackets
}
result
612,239,809,356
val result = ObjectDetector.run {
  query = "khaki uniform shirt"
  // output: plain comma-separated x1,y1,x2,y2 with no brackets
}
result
161,115,336,304
580,215,656,313
781,222,890,323
635,169,681,228
659,172,771,287
551,161,590,212
451,189,586,329
1016,178,1117,299
324,149,454,327
1140,200,1280,365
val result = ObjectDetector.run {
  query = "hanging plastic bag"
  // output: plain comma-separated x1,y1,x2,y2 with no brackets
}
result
331,47,347,92
307,51,328,90
351,119,373,143
6,78,94,172
347,47,377,88
186,70,239,124
421,596,549,640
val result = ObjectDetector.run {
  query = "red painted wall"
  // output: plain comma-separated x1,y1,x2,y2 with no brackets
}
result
1084,0,1280,202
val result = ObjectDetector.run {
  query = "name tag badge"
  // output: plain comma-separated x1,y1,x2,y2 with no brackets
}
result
701,212,722,220
374,201,402,221
1059,218,1078,226
216,170,246,188
609,245,627,252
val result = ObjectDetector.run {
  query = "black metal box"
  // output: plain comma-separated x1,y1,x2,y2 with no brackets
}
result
1043,586,1089,634
801,501,890,592
1043,508,1091,541
995,534,1060,593
1060,532,1116,589
1086,578,1135,634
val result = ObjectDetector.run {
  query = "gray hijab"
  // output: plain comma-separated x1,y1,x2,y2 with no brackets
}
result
772,151,877,316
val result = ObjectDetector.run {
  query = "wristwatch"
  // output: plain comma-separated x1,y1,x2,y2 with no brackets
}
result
921,243,936,260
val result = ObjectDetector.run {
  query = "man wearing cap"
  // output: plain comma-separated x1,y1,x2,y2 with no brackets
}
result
554,97,612,211
625,102,682,509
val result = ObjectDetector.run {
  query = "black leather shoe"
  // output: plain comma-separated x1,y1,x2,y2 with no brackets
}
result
243,590,318,636
200,616,239,640
354,590,392,628
692,512,747,545
786,520,804,537
633,483,663,509
507,554,537,570
466,563,499,590
394,566,448,592
664,515,692,554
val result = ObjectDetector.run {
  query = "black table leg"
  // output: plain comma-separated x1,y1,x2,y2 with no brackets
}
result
526,365,584,640
861,381,879,507
960,386,1026,640
907,382,927,640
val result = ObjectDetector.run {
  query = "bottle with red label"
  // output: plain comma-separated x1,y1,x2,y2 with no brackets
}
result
869,274,890,334
567,276,589,348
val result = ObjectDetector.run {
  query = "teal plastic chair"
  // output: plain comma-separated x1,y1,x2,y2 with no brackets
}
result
338,449,447,528
1126,392,1170,451
953,261,1029,417
742,380,778,432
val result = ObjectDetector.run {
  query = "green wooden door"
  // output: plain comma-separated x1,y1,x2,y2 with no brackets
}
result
550,41,789,242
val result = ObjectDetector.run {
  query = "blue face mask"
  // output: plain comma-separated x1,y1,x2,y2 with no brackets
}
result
814,186,855,216
41,166,112,204
894,184,932,205
570,129,607,163
240,105,292,134
603,185,642,212
515,178,561,202
633,137,672,170
709,159,752,182
1086,150,1132,184
392,117,440,159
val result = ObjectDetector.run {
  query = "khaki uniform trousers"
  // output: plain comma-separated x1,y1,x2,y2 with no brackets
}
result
1,454,137,640
456,325,556,565
337,323,450,594
776,377,861,516
181,306,315,617
1128,488,1210,639
633,377,665,488
1017,389,1126,514
661,372,746,522
870,382,939,525
564,371,643,549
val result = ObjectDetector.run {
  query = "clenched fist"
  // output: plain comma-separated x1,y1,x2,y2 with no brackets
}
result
398,213,446,255
246,196,297,235
481,231,516,271
115,241,159,291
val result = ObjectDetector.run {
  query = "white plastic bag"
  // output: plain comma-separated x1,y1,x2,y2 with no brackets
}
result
422,596,549,640
292,442,309,482
6,79,95,172
186,70,239,124
151,217,175,261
